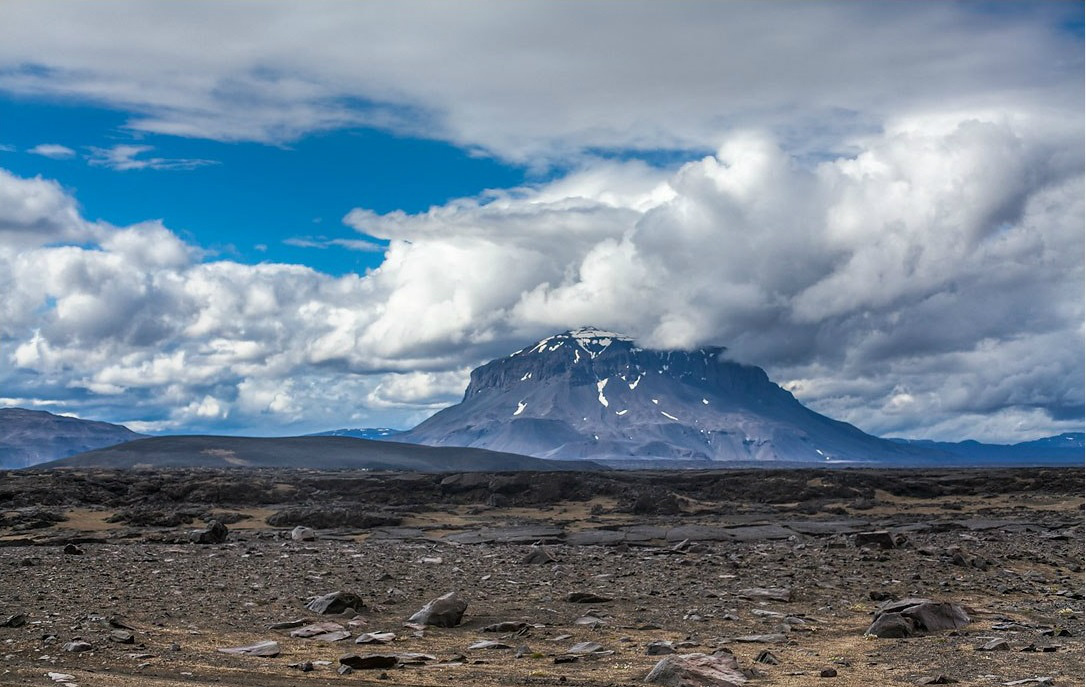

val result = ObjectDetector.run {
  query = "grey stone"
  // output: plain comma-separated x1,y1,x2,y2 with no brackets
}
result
306,591,366,615
291,526,317,541
646,640,675,655
855,531,896,549
407,591,467,628
737,587,792,602
189,520,228,544
217,640,280,657
290,621,346,638
644,652,748,686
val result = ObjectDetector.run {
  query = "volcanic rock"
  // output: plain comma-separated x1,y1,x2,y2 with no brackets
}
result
189,520,228,544
306,591,366,615
644,651,748,686
290,526,317,541
567,591,612,603
217,640,280,657
407,591,467,627
866,598,970,637
854,531,896,549
339,653,399,670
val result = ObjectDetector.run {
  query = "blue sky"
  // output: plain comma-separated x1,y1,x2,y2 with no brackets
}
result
0,97,529,275
0,2,1081,442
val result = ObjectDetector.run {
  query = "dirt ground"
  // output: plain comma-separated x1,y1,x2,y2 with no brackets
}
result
0,467,1081,687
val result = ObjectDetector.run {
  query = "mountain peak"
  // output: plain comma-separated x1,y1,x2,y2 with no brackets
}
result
516,327,633,359
398,329,939,465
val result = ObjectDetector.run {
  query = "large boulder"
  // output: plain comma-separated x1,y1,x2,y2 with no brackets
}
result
865,598,969,638
407,591,467,628
645,651,748,686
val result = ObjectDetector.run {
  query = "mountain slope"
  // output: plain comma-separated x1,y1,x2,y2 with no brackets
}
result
307,428,403,440
889,433,1084,465
396,328,940,465
0,407,144,469
40,434,599,472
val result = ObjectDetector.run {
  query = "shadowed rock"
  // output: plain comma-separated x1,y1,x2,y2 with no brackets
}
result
866,598,970,637
189,520,228,544
339,653,398,669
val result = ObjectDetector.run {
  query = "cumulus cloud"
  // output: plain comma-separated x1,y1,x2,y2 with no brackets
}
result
0,116,1081,441
0,167,95,248
0,3,1078,161
28,143,75,159
86,144,216,171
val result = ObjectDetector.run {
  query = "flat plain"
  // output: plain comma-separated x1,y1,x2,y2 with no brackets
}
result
0,467,1082,687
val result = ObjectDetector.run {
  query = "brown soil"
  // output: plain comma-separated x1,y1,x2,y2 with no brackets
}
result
0,467,1081,686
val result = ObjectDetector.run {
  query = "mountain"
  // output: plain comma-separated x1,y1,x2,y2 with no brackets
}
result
0,407,144,469
395,327,942,465
889,432,1084,465
39,434,600,472
307,428,403,440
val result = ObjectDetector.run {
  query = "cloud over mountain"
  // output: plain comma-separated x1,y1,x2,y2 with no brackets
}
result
0,105,1081,441
0,3,1079,442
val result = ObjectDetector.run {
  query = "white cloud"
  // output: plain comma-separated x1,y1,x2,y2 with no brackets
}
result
28,143,75,159
0,4,1077,162
0,2,1081,448
86,144,216,171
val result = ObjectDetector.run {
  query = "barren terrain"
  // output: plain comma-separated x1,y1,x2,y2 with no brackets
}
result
0,467,1082,686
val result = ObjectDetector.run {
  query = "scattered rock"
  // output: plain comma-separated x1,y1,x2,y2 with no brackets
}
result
189,520,228,544
108,629,135,644
338,653,399,670
290,621,346,638
645,652,748,687
306,591,366,615
291,526,317,541
855,531,896,549
522,547,557,565
918,677,958,685
647,640,675,655
820,667,838,677
62,640,93,652
356,631,396,644
483,621,528,633
407,591,467,628
977,638,1010,651
62,543,84,555
0,613,26,628
566,591,612,603
737,587,792,602
217,640,280,657
754,650,779,665
468,640,513,650
866,599,970,638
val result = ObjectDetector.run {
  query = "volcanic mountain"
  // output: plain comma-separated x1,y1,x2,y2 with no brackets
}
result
0,407,144,469
396,328,940,465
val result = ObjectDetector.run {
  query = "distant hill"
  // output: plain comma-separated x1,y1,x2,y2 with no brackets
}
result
0,407,144,469
307,428,403,440
395,328,943,466
40,435,601,472
888,433,1084,466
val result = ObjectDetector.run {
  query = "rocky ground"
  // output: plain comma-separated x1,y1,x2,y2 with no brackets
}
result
0,467,1082,687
